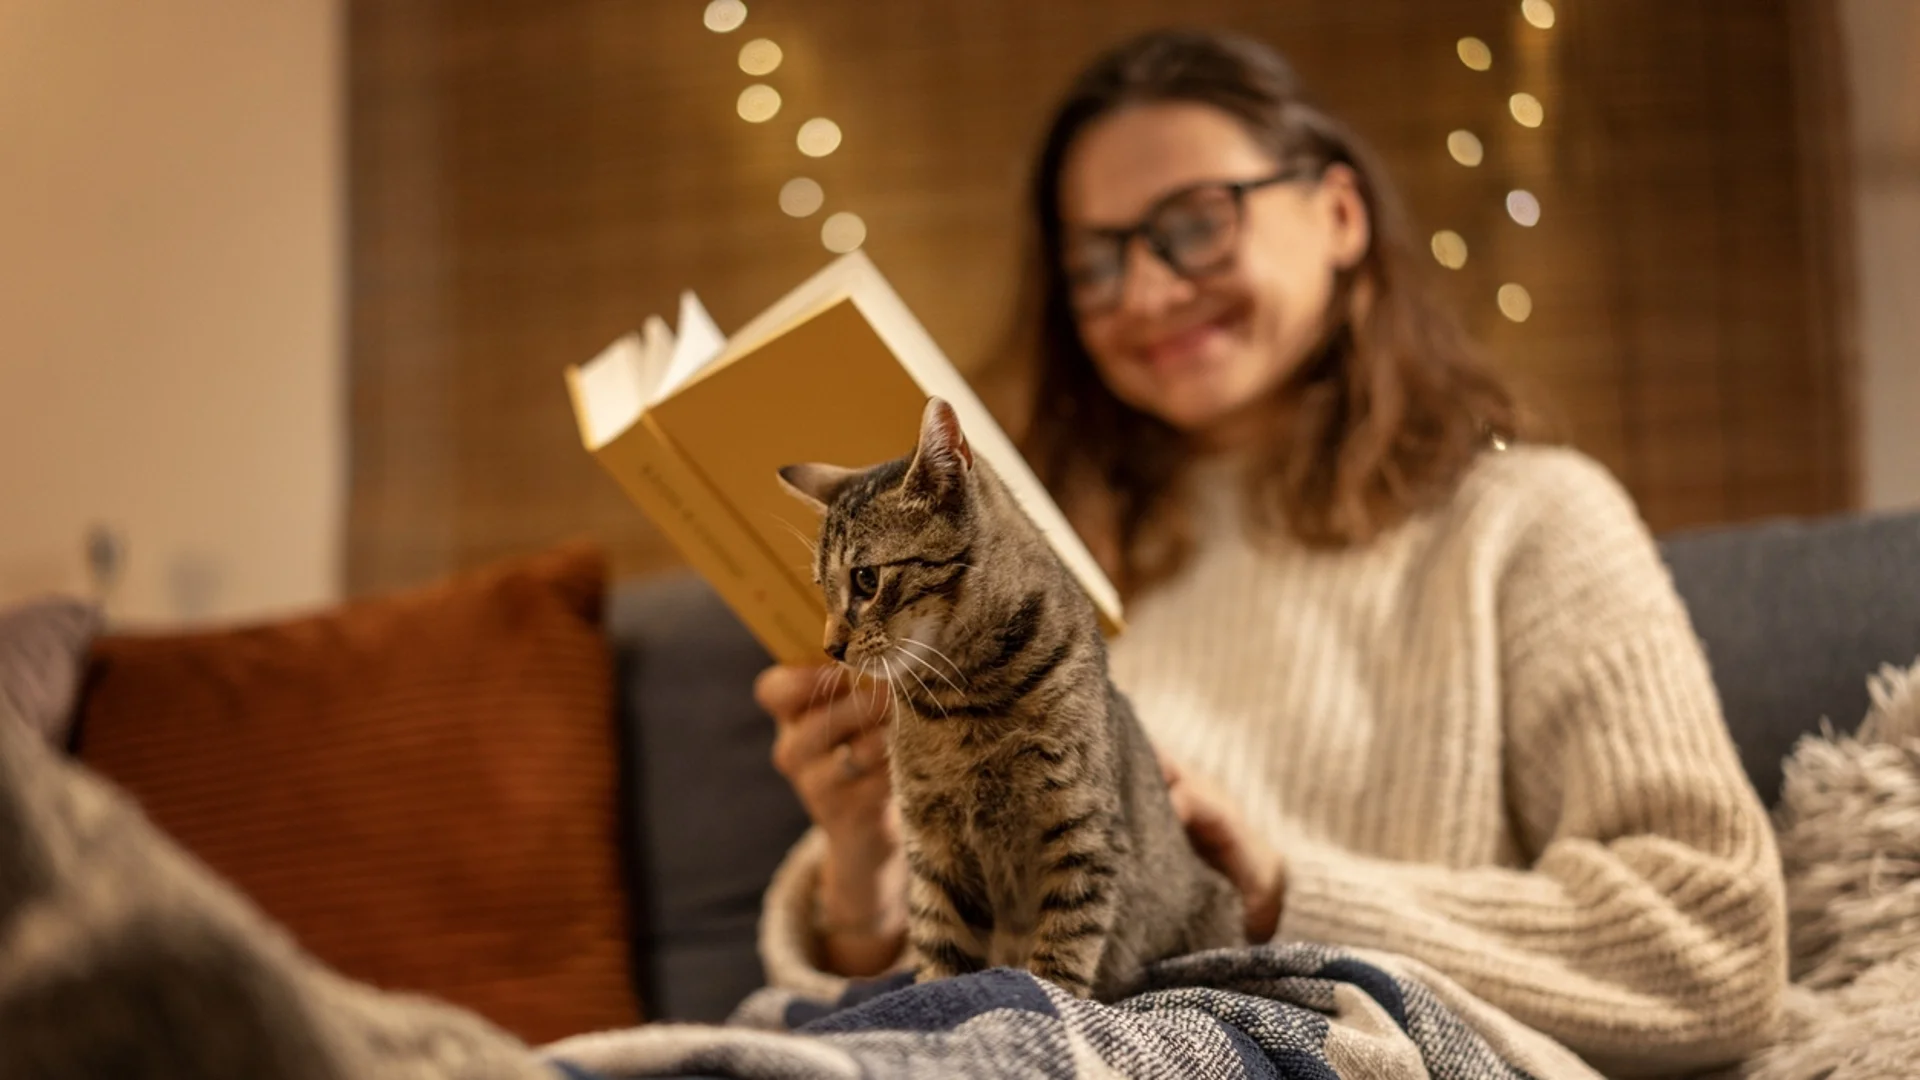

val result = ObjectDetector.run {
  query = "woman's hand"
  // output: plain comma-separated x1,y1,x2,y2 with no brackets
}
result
757,663,906,974
759,664,894,857
1161,754,1287,942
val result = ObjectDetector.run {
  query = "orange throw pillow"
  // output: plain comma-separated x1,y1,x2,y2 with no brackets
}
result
74,543,640,1045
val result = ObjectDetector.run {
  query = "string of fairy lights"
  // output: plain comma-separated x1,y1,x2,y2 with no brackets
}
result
1432,0,1558,323
703,0,866,254
704,0,1558,311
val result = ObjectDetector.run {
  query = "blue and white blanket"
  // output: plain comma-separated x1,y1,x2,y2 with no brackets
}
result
543,944,1602,1080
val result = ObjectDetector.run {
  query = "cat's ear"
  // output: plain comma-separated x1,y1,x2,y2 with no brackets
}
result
904,396,974,506
777,462,858,513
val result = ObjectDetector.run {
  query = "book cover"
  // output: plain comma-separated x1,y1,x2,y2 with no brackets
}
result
567,251,1122,664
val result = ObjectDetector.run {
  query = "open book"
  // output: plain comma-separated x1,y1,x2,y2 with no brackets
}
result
564,250,1124,665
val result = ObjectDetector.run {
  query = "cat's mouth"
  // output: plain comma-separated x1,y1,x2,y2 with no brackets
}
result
835,639,899,681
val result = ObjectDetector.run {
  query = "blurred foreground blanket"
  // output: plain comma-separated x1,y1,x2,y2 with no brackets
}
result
0,702,1595,1080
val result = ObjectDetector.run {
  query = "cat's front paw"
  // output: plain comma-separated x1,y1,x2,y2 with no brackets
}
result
1026,960,1096,999
910,937,983,985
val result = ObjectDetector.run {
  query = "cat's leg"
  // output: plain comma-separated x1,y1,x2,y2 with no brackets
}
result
903,838,991,984
1026,811,1120,998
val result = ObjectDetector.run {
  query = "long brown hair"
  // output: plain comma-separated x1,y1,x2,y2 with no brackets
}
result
1005,28,1528,597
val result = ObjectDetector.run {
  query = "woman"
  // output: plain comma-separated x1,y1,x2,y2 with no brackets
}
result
754,27,1786,1076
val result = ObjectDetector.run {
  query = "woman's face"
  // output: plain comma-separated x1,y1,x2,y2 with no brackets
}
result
1058,102,1370,445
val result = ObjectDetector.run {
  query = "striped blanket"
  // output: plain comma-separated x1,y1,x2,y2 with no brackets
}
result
544,945,1603,1080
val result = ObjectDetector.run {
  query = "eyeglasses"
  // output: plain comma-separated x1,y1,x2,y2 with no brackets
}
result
1061,167,1312,314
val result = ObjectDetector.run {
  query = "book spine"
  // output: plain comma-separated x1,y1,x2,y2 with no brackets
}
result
593,420,825,665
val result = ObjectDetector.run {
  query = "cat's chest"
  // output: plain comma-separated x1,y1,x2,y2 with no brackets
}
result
892,722,1048,847
892,720,1081,945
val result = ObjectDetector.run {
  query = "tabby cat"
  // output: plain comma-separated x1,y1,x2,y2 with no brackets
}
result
777,396,1245,1000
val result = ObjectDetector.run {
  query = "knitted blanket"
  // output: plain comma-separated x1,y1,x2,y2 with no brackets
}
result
543,946,1600,1080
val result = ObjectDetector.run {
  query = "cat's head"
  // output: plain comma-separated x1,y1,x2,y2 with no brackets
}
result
778,397,979,670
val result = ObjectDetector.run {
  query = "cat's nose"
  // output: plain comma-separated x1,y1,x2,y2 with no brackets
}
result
826,642,848,663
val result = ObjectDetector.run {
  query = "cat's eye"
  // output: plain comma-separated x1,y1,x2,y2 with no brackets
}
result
849,566,879,601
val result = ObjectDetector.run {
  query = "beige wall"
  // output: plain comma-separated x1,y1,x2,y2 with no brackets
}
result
0,0,342,625
1843,0,1920,512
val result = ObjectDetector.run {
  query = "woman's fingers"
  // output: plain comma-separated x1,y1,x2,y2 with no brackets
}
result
756,663,851,719
773,685,890,784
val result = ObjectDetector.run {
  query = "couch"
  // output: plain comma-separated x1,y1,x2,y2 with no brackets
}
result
19,507,1920,1041
617,506,1920,1023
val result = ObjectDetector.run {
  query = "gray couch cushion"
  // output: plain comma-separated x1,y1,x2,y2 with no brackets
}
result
1659,509,1920,807
608,574,809,1023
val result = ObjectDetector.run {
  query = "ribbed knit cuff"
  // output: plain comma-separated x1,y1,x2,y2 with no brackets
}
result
757,826,915,1001
757,826,857,1001
1275,845,1408,952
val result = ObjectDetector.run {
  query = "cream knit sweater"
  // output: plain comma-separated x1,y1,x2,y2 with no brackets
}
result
758,445,1788,1076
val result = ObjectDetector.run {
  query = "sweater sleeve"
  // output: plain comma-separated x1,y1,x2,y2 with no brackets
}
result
756,826,914,1001
1276,451,1788,1076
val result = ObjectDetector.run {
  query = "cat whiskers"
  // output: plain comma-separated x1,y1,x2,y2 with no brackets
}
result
888,647,949,719
766,514,824,579
848,655,896,735
876,656,907,728
809,659,854,716
899,637,966,691
895,650,961,714
853,655,878,711
767,514,820,563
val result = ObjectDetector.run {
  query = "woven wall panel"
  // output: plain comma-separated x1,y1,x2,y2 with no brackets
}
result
347,0,1856,595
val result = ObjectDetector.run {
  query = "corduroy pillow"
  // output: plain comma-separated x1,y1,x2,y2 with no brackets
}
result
72,543,640,1045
